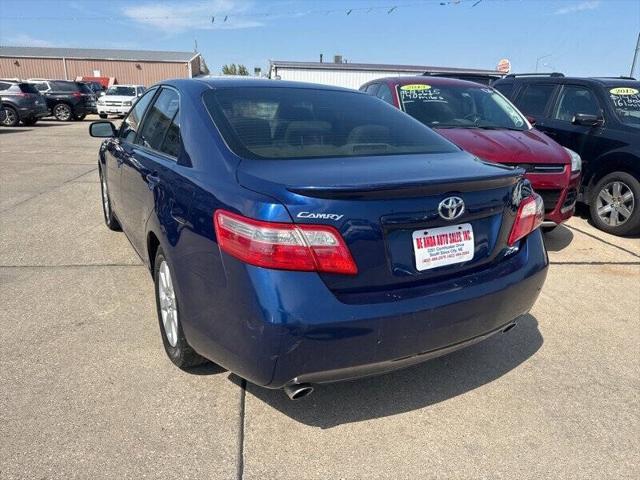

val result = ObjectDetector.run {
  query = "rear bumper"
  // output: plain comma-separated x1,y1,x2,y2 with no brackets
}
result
294,319,518,385
184,230,548,389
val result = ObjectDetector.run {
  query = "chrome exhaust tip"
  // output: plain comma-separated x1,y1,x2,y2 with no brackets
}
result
283,383,314,400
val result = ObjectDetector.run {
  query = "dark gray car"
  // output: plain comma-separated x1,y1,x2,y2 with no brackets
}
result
0,81,49,126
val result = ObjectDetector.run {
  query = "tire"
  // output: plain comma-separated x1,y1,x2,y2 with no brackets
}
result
53,103,73,121
22,117,38,126
154,248,208,369
74,113,86,121
99,166,121,231
589,171,640,236
99,113,108,119
2,105,19,127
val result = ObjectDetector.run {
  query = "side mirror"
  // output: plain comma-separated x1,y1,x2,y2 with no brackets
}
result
572,113,603,127
99,91,105,96
89,121,116,138
526,115,537,126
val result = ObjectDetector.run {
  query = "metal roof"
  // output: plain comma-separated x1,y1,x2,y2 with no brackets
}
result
0,46,199,63
270,60,501,75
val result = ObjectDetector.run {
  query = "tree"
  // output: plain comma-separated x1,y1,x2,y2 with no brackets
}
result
221,64,249,76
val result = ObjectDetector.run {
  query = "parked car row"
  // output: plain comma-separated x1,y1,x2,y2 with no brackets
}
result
361,74,640,237
1,79,144,126
493,74,640,236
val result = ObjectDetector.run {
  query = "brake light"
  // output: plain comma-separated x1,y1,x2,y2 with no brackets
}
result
508,193,544,246
214,210,357,275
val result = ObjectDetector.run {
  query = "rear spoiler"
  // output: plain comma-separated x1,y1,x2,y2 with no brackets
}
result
287,171,524,200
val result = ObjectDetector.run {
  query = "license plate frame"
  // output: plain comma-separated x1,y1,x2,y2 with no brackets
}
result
412,223,475,271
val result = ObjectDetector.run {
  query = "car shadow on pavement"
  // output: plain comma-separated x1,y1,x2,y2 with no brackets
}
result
0,128,33,134
543,225,574,252
33,121,76,127
185,362,228,376
246,314,543,429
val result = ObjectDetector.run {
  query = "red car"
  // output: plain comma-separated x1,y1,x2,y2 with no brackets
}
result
360,77,581,227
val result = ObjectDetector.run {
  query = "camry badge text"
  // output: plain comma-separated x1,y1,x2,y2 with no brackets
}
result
297,212,344,221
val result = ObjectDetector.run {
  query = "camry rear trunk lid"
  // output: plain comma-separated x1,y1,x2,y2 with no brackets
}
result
237,151,524,294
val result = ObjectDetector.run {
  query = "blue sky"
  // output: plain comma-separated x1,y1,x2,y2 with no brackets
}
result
1,0,639,77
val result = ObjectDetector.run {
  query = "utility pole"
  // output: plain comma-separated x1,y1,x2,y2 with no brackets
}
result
535,54,552,73
631,32,640,78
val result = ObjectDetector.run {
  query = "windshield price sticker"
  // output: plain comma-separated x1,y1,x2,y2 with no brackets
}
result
399,85,446,103
610,88,640,109
412,223,474,271
610,87,639,96
400,84,432,91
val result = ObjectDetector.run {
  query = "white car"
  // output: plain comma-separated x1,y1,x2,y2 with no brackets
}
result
97,85,145,118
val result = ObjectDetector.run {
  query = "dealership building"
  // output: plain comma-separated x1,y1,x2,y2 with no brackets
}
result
269,58,503,90
0,46,209,86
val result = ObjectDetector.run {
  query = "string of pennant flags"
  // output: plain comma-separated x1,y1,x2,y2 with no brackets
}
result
4,0,491,22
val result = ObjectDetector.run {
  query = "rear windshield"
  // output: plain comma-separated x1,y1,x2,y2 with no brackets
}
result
18,83,40,94
607,85,640,128
106,86,136,96
397,83,527,131
203,87,458,160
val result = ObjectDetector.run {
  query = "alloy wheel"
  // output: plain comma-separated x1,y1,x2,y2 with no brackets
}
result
54,104,71,121
158,260,178,348
3,108,17,126
596,181,635,227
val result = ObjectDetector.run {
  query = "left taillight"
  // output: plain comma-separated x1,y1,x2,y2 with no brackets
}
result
213,210,358,275
508,193,544,246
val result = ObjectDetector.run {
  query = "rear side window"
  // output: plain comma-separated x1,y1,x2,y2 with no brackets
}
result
50,81,77,92
364,83,379,95
514,84,555,117
161,112,181,158
0,82,10,91
18,83,39,94
493,83,514,99
554,86,600,121
32,83,48,92
77,83,92,94
120,88,157,143
377,84,394,105
136,88,180,156
203,87,458,160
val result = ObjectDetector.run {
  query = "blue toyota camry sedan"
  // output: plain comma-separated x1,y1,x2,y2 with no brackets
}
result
90,78,548,400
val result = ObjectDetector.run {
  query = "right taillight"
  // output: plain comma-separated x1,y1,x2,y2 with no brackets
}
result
213,209,358,275
508,193,544,246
